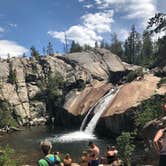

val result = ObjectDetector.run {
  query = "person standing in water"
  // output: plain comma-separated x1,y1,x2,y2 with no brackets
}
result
106,146,118,164
88,141,100,166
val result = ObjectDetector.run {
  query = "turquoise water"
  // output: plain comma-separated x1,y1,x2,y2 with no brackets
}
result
0,126,112,165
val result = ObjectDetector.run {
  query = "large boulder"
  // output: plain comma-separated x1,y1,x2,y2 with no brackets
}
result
104,74,164,116
64,48,126,81
64,80,112,115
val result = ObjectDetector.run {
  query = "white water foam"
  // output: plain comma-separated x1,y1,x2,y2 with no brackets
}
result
49,131,96,143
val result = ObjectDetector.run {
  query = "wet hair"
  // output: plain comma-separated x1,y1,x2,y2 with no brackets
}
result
40,139,52,155
65,153,71,159
111,146,115,150
88,141,93,146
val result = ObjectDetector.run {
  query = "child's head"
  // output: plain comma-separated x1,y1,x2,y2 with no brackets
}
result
65,153,71,159
40,139,52,155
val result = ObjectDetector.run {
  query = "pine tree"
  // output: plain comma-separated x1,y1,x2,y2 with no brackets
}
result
147,13,166,67
135,33,142,65
47,42,54,56
124,25,142,64
110,33,123,57
42,47,46,55
141,31,154,66
70,41,83,53
84,44,91,51
95,41,99,48
30,46,40,60
100,40,105,48
64,32,68,53
147,13,166,34
124,40,129,62
156,36,166,66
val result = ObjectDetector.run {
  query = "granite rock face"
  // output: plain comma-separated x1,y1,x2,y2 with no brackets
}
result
65,48,126,80
0,49,165,129
99,74,166,134
0,49,128,125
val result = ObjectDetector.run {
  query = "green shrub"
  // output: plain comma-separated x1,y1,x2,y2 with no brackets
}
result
8,69,17,85
126,69,143,82
126,71,137,82
157,77,166,88
37,72,65,116
116,132,136,166
134,94,166,128
0,145,21,166
0,100,17,128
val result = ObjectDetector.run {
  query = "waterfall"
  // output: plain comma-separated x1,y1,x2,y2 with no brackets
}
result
80,91,109,131
82,88,118,134
55,87,118,143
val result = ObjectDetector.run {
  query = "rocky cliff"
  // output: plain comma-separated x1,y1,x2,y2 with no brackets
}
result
0,49,127,126
0,48,165,132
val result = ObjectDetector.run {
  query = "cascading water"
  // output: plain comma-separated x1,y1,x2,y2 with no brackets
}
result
84,88,117,134
54,87,118,143
80,92,108,131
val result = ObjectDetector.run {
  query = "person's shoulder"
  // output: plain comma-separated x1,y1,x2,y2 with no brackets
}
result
38,158,49,166
46,154,54,157
45,154,60,164
45,154,55,161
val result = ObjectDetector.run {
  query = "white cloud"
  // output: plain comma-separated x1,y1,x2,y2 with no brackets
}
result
48,10,114,47
0,40,28,58
124,0,157,27
84,4,94,8
48,25,102,47
82,10,114,33
84,0,157,27
9,23,17,28
0,27,5,33
95,0,125,7
48,31,65,43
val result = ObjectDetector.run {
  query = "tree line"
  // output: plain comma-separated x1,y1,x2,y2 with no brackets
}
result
69,13,166,68
30,13,165,68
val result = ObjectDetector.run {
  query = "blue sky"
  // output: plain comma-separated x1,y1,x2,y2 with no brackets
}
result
0,0,165,58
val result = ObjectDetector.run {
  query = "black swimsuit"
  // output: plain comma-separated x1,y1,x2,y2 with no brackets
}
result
107,155,116,164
